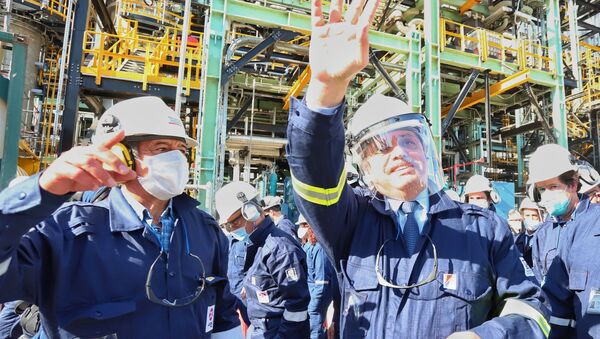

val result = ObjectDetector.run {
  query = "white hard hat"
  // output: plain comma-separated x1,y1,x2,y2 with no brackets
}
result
215,181,259,225
93,96,197,147
347,94,445,194
519,197,543,213
527,144,575,184
577,163,600,194
463,175,492,195
262,195,282,210
296,214,308,225
348,94,413,138
346,162,359,185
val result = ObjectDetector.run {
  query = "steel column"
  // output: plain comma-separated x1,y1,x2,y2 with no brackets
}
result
60,0,89,153
441,69,480,134
196,0,228,211
405,29,421,112
484,71,492,168
547,0,568,147
0,33,27,189
515,108,525,188
424,0,441,155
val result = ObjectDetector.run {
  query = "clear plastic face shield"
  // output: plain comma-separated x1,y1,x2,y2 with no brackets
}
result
350,113,444,201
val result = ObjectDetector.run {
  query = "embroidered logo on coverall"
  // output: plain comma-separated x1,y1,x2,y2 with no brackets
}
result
286,268,299,282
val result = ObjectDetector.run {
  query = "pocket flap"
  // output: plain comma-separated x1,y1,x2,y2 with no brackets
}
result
569,270,587,291
345,263,379,291
61,301,136,324
439,271,492,301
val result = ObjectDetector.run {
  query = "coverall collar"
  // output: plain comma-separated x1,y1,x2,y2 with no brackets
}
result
105,187,199,232
247,217,276,247
370,189,457,216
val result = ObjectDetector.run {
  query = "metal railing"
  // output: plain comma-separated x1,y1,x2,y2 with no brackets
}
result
81,22,203,92
440,19,555,73
119,0,185,27
23,0,69,20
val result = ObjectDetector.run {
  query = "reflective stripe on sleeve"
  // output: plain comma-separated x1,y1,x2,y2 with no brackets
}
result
0,257,11,276
290,167,346,206
499,298,550,338
315,280,329,285
549,316,577,328
283,309,308,322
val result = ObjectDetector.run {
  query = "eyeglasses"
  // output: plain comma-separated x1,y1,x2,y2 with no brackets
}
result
145,250,207,307
375,234,438,289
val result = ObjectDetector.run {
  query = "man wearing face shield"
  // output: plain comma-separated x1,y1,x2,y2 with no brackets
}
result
285,0,550,337
514,198,544,273
462,175,501,211
215,181,310,339
530,146,600,338
0,97,242,338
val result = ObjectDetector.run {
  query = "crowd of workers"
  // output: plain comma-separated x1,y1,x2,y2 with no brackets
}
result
0,0,599,337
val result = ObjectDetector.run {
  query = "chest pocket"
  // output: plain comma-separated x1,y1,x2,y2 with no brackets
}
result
569,270,588,291
433,271,493,336
341,261,380,338
59,301,136,338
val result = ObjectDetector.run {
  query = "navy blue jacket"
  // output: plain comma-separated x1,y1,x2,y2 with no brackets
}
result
276,217,301,244
515,233,534,269
286,98,550,338
227,236,250,326
303,242,336,339
243,217,310,339
542,197,600,338
0,174,239,338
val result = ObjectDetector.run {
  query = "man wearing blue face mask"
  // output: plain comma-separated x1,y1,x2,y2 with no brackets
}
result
530,145,600,337
0,96,242,338
215,182,310,339
514,198,545,278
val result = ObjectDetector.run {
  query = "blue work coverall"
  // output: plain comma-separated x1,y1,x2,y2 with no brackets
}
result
286,98,550,338
0,174,239,338
243,217,310,339
228,236,251,326
303,241,336,339
542,197,600,338
531,197,587,285
275,217,301,244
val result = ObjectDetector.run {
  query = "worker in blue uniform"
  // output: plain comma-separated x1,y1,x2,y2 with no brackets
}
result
515,198,544,272
285,0,551,337
297,214,337,339
528,144,583,286
262,195,301,243
0,97,241,338
215,181,310,339
461,175,501,212
524,144,600,337
227,232,251,329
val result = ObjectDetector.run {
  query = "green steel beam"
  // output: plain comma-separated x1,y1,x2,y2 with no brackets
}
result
225,0,413,54
0,33,27,189
424,0,442,155
406,30,422,112
546,0,568,147
197,0,228,211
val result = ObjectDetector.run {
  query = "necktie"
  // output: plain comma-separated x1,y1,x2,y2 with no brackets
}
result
401,201,420,255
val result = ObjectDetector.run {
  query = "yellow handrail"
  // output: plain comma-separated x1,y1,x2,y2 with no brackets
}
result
23,0,69,20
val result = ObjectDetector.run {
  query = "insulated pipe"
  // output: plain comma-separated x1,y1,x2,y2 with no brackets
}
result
174,0,192,114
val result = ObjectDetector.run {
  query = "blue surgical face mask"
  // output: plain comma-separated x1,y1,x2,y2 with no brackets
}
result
541,190,571,217
231,227,249,241
523,218,542,232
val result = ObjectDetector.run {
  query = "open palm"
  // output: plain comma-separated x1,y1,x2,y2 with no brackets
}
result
309,0,380,84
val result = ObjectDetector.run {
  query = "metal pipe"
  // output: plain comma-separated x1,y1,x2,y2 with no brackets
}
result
484,71,492,168
52,0,75,149
174,0,192,114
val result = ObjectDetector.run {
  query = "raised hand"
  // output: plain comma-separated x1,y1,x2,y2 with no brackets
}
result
39,130,137,195
305,0,380,108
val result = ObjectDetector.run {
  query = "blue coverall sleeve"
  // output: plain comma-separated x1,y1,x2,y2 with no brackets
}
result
470,216,551,338
211,223,243,333
531,229,546,284
308,246,332,338
0,174,70,304
268,247,310,338
286,97,361,266
542,249,576,338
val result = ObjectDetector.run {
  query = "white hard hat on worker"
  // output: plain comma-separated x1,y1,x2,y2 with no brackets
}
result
348,94,444,201
462,175,500,208
93,96,195,201
527,144,579,218
519,197,544,232
577,162,600,203
215,181,263,240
